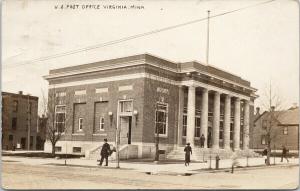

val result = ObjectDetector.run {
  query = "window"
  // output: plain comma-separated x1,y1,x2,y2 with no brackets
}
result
9,135,13,141
182,115,187,136
12,117,17,130
73,147,82,153
230,122,234,140
283,127,288,135
55,146,62,152
155,103,168,136
55,105,66,133
262,120,267,129
78,118,83,131
195,117,201,137
120,100,133,113
219,121,224,140
99,117,104,131
13,100,18,112
261,135,266,145
28,102,32,114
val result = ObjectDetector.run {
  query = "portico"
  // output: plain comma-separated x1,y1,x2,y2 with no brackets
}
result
179,80,251,151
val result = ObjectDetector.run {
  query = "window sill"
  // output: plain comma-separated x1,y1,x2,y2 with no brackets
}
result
72,133,85,136
155,134,168,138
93,133,107,136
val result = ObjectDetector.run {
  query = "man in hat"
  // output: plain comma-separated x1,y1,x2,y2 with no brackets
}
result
184,143,192,166
98,138,111,166
200,134,205,148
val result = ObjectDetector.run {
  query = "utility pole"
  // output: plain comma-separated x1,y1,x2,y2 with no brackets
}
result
206,10,210,65
27,94,31,150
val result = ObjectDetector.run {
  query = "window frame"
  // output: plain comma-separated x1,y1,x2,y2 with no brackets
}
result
55,105,66,133
195,116,201,138
261,135,266,145
182,114,187,137
99,117,105,131
155,102,168,137
13,100,18,112
283,126,288,135
119,99,133,114
78,118,83,131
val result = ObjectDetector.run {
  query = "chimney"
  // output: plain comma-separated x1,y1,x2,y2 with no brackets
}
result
256,107,260,115
18,91,23,95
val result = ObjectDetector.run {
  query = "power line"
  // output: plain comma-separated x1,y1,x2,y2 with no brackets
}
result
3,0,276,70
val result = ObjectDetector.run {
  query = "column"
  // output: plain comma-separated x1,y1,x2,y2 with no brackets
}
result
200,88,208,148
224,94,231,150
243,100,250,150
177,86,184,146
187,85,196,147
212,91,220,149
234,97,241,150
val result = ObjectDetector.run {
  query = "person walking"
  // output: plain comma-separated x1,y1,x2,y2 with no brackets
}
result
184,143,192,166
98,138,111,166
281,146,289,162
200,134,205,148
263,148,268,164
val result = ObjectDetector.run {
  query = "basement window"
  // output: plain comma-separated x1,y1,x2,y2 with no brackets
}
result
73,147,82,153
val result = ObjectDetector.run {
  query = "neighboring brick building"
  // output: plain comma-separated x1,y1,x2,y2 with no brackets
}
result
251,107,299,152
2,91,38,150
44,54,257,158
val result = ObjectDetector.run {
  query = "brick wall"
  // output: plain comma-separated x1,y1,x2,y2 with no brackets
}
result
2,93,38,150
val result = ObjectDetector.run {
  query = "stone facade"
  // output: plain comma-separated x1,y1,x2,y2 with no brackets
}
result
2,91,38,150
44,54,257,157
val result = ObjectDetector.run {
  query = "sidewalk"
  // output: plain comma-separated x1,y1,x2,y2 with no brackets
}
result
2,155,298,175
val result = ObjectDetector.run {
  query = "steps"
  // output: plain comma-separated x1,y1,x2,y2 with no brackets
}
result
166,146,259,161
85,144,139,160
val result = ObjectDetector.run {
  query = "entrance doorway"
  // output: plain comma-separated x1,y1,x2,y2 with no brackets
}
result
119,116,132,145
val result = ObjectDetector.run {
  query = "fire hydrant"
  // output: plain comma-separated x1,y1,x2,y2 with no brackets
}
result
215,155,220,170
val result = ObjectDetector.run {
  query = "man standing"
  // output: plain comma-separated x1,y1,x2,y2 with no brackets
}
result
99,138,111,166
184,143,192,166
281,145,289,163
200,134,205,148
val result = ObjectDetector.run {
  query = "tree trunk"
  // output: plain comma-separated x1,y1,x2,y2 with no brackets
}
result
51,142,56,157
267,140,271,165
154,134,159,161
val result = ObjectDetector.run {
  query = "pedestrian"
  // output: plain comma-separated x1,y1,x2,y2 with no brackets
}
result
200,134,205,148
184,143,192,166
281,145,289,163
98,138,111,166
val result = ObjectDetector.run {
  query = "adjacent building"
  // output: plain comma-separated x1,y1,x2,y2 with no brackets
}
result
2,91,39,150
251,106,299,152
44,54,257,158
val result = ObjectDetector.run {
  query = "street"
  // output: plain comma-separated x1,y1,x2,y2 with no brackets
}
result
2,160,299,189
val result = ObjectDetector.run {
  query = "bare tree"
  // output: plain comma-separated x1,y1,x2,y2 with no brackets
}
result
41,87,66,156
260,81,285,165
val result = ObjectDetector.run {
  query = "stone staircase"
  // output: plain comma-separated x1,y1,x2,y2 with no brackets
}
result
85,144,139,160
166,146,259,161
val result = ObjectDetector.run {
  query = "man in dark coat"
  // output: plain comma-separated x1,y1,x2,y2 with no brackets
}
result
281,146,289,162
184,143,192,166
99,138,111,166
200,134,205,148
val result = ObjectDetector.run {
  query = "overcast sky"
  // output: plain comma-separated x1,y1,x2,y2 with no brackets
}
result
2,0,299,114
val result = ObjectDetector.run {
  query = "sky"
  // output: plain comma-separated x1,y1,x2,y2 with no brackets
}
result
2,0,299,114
